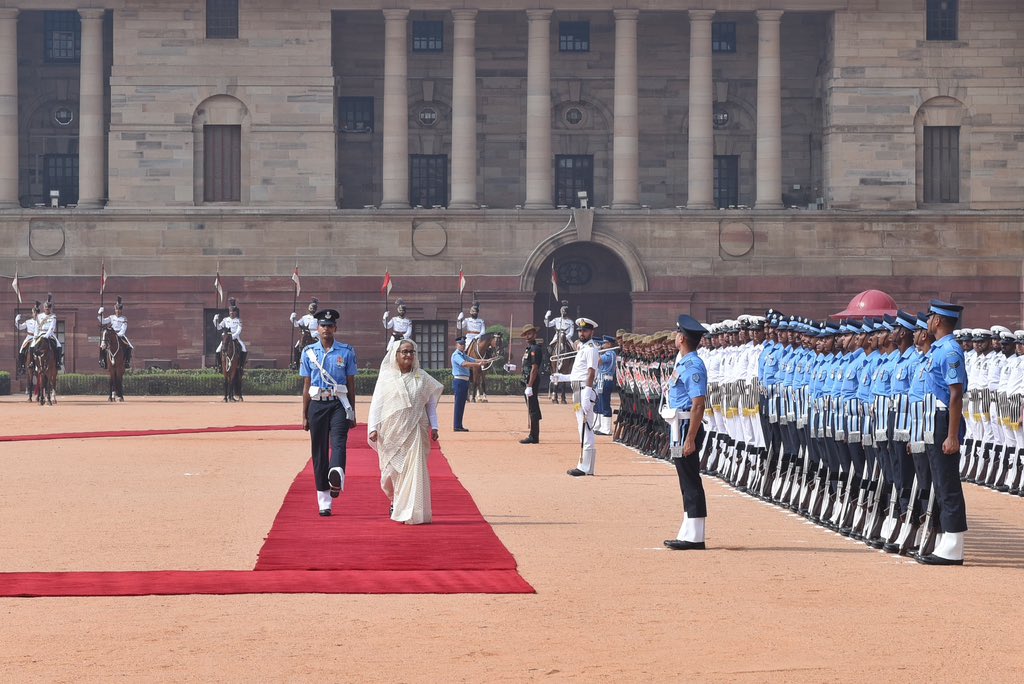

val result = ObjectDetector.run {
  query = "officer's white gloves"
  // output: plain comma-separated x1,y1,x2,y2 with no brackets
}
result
15,314,21,324
544,310,552,321
382,311,389,324
525,387,534,398
213,314,220,325
98,307,104,315
457,312,464,321
503,363,516,373
290,312,297,322
550,373,568,383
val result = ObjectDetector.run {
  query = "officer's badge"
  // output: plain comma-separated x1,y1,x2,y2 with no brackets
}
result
692,373,703,384
946,368,960,382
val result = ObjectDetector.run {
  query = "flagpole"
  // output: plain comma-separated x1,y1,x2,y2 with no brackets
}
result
459,264,464,316
99,260,105,314
290,263,299,367
547,260,555,346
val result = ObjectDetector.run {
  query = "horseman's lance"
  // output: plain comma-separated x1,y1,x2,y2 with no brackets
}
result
290,263,298,362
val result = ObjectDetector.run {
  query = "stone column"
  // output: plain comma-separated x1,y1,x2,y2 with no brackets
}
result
77,8,106,208
755,10,784,209
686,10,715,209
524,9,553,209
449,10,478,208
380,9,410,209
611,9,639,209
0,9,18,208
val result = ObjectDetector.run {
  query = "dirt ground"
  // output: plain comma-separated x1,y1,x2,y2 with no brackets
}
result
1,394,1022,682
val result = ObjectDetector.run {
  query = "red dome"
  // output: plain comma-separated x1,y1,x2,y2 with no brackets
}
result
831,289,898,319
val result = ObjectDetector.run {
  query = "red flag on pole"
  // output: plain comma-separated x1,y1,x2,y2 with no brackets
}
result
381,270,392,296
458,265,466,295
291,266,301,298
551,261,559,301
100,261,107,296
11,268,21,304
214,271,224,306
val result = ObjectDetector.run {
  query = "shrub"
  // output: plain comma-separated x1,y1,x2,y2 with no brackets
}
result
0,371,9,396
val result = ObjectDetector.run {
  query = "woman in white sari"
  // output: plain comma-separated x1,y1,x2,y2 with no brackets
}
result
368,340,444,524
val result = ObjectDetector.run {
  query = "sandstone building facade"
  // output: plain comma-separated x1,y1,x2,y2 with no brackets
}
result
1,0,1022,372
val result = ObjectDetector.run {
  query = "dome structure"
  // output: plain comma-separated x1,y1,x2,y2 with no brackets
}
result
831,289,898,319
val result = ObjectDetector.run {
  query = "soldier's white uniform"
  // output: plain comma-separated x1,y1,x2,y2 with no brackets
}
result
292,312,320,339
458,314,486,348
16,313,38,353
384,314,413,351
34,311,61,349
215,315,247,352
552,318,601,476
545,316,575,346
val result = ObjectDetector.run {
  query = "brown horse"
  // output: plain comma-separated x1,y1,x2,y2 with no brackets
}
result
467,332,503,403
30,338,58,406
101,325,127,402
221,330,245,402
19,342,38,402
292,327,315,369
549,329,573,404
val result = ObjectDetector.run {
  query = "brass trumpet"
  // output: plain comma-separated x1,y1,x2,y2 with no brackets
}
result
548,345,621,362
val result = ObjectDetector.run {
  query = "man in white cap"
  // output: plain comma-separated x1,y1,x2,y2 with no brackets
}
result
290,298,320,369
552,317,601,476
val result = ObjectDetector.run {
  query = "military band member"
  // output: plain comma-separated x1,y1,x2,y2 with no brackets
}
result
664,315,710,550
552,318,601,476
917,300,969,565
383,298,414,351
35,295,64,371
290,297,320,368
15,300,41,376
456,301,486,350
300,309,357,517
214,298,248,368
519,323,544,444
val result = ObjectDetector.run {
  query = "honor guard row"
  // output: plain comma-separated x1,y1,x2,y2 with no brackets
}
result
611,300,972,564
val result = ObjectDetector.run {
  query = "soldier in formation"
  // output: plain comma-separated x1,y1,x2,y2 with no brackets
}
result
611,300,973,566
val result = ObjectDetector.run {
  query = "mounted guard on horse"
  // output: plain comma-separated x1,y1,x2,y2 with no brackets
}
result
28,293,60,405
15,300,40,377
215,298,247,401
290,297,320,369
457,301,503,402
545,301,575,404
98,296,134,370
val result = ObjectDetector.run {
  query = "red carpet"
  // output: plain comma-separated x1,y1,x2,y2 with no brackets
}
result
0,424,302,442
0,426,534,596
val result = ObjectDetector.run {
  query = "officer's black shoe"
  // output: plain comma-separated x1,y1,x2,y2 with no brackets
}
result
867,538,885,549
663,539,706,551
883,542,901,554
916,553,963,566
328,468,343,498
454,427,470,432
566,468,588,477
519,437,538,444
318,509,332,517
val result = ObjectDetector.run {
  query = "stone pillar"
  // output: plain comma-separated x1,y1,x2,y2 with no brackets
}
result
449,10,478,208
524,9,553,209
380,9,410,209
611,9,639,209
755,10,784,209
0,9,18,208
78,8,106,208
686,10,715,209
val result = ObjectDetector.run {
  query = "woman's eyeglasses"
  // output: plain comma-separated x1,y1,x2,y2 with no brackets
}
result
399,350,416,355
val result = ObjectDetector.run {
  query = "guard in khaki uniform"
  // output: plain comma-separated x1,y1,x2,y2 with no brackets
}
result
518,323,544,444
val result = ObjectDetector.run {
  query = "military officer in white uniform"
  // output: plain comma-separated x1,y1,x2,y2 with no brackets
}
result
97,296,134,369
383,298,414,352
290,298,321,368
457,301,486,351
15,300,41,376
35,295,63,370
544,301,575,350
214,298,248,368
552,317,602,477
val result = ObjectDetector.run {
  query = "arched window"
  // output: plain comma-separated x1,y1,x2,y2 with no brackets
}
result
192,95,250,205
914,97,969,206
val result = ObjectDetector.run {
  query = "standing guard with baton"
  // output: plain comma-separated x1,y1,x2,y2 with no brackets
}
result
551,317,602,476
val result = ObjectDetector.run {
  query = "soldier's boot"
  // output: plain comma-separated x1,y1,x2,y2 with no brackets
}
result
99,348,107,369
17,350,26,376
240,350,248,367
57,346,64,371
216,351,223,368
124,346,132,369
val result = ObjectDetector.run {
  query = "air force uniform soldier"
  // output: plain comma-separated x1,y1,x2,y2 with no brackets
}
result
664,315,710,551
383,299,414,352
552,317,601,477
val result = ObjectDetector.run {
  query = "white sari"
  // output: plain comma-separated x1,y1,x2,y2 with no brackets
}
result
367,341,443,524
